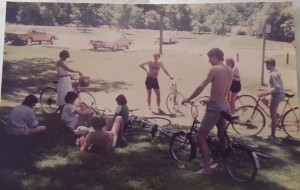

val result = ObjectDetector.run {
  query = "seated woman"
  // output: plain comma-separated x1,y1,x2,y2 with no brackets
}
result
113,94,130,133
5,94,46,136
61,91,94,130
79,116,128,156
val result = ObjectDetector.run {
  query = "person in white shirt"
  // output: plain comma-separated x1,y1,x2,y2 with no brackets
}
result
61,91,94,130
5,94,46,136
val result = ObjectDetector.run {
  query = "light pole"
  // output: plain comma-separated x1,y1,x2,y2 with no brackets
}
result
159,8,164,55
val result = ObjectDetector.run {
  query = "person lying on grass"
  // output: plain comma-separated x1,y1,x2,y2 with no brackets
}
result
61,91,95,130
79,115,128,156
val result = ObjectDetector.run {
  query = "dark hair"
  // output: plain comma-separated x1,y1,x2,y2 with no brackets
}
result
207,48,224,61
264,58,276,66
91,116,106,130
65,91,78,103
115,94,127,105
22,94,38,107
59,50,70,59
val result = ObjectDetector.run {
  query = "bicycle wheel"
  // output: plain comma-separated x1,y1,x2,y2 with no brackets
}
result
77,91,97,109
232,105,265,136
224,145,258,183
235,94,257,108
40,87,59,114
166,92,187,116
143,116,171,127
282,107,300,139
190,96,209,119
169,132,197,162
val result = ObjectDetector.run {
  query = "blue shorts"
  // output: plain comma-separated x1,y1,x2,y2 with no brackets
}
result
145,77,159,89
200,101,230,131
270,93,285,108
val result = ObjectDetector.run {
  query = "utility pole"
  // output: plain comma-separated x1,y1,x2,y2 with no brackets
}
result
261,23,271,86
159,8,164,55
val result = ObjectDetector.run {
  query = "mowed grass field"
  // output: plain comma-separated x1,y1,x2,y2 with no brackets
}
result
0,25,299,190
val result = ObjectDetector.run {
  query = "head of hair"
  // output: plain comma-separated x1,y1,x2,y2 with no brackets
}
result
59,50,70,59
65,91,78,103
91,116,106,130
115,94,127,105
264,57,276,66
153,53,160,59
22,94,38,107
207,48,224,61
225,57,235,68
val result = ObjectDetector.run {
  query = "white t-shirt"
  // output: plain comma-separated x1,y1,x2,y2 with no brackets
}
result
61,103,78,129
5,105,38,135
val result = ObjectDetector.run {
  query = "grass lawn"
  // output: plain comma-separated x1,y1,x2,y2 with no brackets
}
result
1,25,300,190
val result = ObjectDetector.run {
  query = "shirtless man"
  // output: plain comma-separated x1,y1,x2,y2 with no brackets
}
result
140,53,173,112
79,116,127,157
182,48,233,175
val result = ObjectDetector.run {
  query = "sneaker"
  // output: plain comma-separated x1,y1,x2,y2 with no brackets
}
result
118,137,128,147
158,107,164,113
266,135,276,143
148,106,152,112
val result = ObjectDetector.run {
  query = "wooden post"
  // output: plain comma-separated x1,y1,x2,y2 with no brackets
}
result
287,52,289,65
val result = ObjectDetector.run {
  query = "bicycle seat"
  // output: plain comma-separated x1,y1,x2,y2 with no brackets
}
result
285,93,294,98
220,111,239,122
52,81,58,84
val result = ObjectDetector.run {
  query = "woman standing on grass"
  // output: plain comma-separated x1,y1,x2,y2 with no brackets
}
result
56,50,82,114
226,57,241,113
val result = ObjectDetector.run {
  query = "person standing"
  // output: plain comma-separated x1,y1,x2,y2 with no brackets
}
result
56,50,82,114
226,57,241,113
5,94,46,136
139,53,173,112
259,58,285,142
182,48,233,175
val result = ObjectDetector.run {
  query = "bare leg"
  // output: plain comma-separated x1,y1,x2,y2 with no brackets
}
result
153,88,161,108
196,128,211,174
230,92,238,113
27,126,46,135
110,116,124,138
147,89,152,107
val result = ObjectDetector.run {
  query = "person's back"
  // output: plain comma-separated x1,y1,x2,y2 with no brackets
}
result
210,64,233,101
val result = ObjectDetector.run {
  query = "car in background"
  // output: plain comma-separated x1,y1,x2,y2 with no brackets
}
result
89,33,133,51
155,36,179,44
5,27,58,45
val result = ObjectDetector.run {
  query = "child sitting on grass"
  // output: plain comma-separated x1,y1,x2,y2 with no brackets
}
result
79,115,128,156
61,91,94,130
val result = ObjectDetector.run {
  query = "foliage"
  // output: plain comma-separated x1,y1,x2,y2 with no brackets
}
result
5,2,295,42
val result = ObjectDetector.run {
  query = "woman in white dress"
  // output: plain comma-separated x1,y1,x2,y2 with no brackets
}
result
56,50,82,114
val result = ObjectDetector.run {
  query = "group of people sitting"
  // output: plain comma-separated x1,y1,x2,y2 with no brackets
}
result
4,92,130,157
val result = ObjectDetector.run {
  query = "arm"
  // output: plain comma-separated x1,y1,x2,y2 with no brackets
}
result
160,63,173,79
73,108,94,117
58,60,82,76
183,68,214,103
139,61,151,75
80,134,92,152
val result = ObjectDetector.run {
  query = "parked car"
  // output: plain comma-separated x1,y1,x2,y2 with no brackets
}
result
155,36,179,44
89,33,133,51
5,27,58,45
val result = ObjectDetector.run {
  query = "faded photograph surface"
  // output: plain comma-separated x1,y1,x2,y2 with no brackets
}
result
1,2,299,189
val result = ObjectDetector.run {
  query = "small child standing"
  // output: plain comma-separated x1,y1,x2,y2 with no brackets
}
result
61,91,94,130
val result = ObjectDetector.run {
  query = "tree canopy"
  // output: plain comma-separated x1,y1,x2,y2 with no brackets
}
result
5,2,294,42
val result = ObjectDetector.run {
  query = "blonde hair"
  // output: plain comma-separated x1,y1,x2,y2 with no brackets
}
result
225,57,235,68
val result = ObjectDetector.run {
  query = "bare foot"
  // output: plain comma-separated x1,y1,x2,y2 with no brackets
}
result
177,164,186,170
194,168,211,176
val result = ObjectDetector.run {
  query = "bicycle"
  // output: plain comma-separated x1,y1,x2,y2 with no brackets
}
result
233,91,299,138
40,75,97,114
166,79,187,116
129,113,172,138
169,111,271,183
190,94,256,119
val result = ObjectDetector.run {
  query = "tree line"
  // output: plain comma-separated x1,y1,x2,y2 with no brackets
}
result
5,2,294,42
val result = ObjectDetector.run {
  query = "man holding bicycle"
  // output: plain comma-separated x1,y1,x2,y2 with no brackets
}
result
259,58,285,142
182,48,233,175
